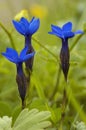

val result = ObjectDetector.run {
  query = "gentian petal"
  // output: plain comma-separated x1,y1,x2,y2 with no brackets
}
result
20,17,30,35
74,30,84,35
63,31,74,38
51,24,62,34
22,52,35,62
12,20,26,35
48,31,63,38
62,22,72,31
30,17,35,23
6,48,18,58
20,47,28,58
2,48,18,63
12,17,40,36
2,52,17,63
29,18,40,35
20,17,30,25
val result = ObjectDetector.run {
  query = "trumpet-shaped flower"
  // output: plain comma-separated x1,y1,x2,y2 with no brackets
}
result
12,17,40,36
2,47,34,106
49,22,83,81
48,22,83,39
12,17,40,73
2,47,34,64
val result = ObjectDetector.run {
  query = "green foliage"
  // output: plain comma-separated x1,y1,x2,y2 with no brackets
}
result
0,108,51,130
75,121,86,130
0,116,12,130
13,108,51,130
0,102,12,117
0,0,86,129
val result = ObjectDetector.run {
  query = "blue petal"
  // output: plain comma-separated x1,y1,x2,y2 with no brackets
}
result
28,18,40,35
30,17,35,23
62,22,72,31
48,32,63,38
51,24,62,34
74,30,84,35
20,17,30,25
2,52,17,63
22,52,35,62
6,48,18,56
20,47,28,59
12,20,26,35
2,48,18,63
63,31,74,38
20,17,30,35
6,48,18,57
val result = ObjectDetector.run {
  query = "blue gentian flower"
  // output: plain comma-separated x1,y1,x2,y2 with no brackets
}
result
2,47,34,107
48,22,83,39
49,22,83,81
2,47,34,64
12,17,40,73
12,17,40,36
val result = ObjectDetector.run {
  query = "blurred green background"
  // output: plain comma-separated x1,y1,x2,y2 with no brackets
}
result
0,0,86,128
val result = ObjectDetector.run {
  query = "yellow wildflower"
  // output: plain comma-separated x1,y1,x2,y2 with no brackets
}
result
30,4,47,18
14,9,29,21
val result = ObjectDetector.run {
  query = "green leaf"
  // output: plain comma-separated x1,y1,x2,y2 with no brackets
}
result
45,103,61,124
83,23,86,31
29,98,47,110
0,101,11,116
12,106,21,125
0,116,12,130
31,73,46,100
13,108,51,130
75,121,86,130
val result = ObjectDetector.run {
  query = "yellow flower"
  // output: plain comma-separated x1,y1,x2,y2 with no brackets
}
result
30,4,47,18
14,9,29,21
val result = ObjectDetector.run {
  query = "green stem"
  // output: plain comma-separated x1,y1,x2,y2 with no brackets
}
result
59,79,67,129
32,37,59,61
58,122,63,130
70,105,84,130
67,87,86,123
31,72,46,100
70,31,85,51
22,99,26,109
0,22,16,49
50,65,61,101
